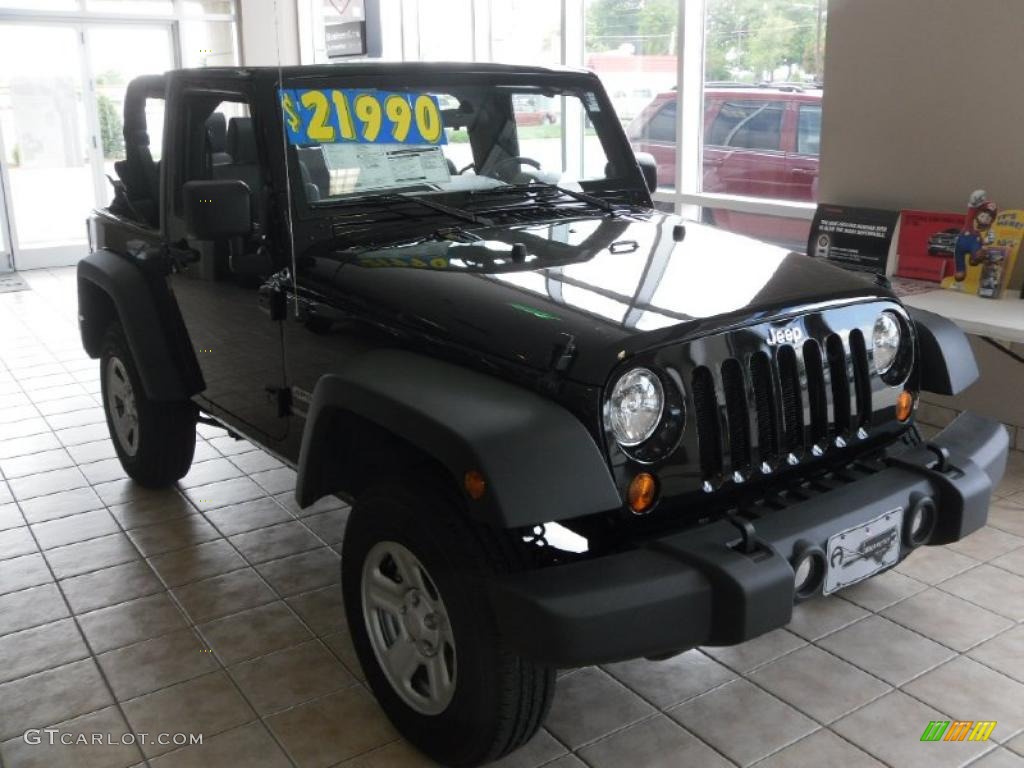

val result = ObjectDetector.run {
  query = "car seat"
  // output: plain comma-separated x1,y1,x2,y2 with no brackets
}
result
206,112,231,166
213,117,266,231
295,146,329,202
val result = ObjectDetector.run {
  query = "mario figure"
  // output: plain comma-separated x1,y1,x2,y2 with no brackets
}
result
953,189,998,283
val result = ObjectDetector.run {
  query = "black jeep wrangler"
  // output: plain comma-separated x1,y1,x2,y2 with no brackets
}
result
78,63,1008,767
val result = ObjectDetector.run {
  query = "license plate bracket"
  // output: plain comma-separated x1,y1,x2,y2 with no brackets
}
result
824,508,903,595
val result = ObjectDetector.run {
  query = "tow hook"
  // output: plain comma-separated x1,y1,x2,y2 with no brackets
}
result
725,513,760,555
924,443,951,472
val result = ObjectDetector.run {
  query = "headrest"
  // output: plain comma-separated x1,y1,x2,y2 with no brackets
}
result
227,117,257,164
205,112,227,153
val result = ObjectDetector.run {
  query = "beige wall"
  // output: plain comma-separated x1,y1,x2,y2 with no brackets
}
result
821,0,1024,436
820,0,1024,214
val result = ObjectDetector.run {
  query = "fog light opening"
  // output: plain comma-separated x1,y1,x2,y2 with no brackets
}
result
905,495,936,547
791,544,825,599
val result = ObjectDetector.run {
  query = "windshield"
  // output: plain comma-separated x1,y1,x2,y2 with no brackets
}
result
279,81,623,205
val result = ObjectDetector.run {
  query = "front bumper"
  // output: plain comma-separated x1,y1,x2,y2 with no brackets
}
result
490,412,1009,667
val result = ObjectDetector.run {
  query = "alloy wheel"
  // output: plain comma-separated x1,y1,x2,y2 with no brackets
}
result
361,540,457,715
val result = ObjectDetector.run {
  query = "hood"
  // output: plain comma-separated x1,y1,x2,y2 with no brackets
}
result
320,212,893,384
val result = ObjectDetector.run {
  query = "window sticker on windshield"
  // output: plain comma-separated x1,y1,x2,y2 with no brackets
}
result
280,88,447,146
584,92,600,112
321,143,451,195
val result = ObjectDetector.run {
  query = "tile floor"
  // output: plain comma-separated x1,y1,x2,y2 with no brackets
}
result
1,268,1023,768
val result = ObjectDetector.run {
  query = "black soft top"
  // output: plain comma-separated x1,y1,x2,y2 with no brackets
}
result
166,61,593,83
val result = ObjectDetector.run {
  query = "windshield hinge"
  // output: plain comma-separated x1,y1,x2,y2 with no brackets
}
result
549,333,577,373
259,282,288,321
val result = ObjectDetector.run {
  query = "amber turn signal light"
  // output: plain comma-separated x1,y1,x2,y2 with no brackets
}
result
627,472,658,515
464,470,486,500
896,390,915,422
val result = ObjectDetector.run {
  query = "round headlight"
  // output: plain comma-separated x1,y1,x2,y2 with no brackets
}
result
872,311,902,376
608,368,664,447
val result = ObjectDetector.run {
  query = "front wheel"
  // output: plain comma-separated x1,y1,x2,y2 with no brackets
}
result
100,323,197,487
342,479,555,767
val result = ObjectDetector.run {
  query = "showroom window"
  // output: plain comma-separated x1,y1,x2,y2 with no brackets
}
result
490,0,562,66
585,0,678,191
706,100,785,150
295,0,826,249
406,0,473,62
698,0,826,249
797,103,821,155
0,0,240,270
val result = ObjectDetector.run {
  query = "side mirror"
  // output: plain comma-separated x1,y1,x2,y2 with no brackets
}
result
635,152,658,193
182,179,252,240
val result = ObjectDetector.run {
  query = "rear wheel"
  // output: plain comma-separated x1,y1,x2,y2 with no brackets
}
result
100,323,197,487
342,478,555,767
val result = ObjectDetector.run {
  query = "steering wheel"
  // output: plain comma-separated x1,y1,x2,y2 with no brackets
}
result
492,155,542,180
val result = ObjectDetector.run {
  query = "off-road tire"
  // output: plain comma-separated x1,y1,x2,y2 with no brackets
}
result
100,323,197,487
342,477,555,767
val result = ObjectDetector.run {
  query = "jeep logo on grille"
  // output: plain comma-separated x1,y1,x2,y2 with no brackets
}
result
766,326,804,345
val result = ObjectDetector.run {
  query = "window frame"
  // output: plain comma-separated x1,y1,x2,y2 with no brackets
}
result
796,103,822,157
643,100,677,145
650,0,816,223
707,99,786,152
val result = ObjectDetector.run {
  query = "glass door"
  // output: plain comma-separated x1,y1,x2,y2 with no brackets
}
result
0,21,174,271
0,160,12,272
0,23,93,269
86,24,174,208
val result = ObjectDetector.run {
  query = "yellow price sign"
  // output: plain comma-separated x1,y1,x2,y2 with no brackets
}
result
280,88,446,146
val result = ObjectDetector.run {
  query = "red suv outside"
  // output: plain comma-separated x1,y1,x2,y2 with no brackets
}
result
627,85,821,246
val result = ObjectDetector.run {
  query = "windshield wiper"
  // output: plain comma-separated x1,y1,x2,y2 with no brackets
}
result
321,190,492,227
394,192,493,227
467,182,620,215
534,182,618,214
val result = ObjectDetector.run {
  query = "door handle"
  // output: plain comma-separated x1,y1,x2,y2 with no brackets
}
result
791,168,816,176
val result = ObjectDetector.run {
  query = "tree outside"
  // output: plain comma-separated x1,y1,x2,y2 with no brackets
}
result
586,0,827,84
95,70,126,160
97,94,124,160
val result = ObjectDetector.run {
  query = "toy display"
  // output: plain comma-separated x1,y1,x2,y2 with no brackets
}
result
978,246,1009,298
895,210,965,282
895,191,1022,297
939,193,1023,298
951,190,997,285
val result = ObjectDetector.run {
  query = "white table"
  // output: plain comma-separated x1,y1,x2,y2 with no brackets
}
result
902,289,1024,345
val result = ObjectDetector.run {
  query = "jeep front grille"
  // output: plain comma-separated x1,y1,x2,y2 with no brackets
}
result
692,328,873,480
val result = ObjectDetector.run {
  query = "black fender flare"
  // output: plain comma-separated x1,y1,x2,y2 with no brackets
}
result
296,349,623,527
907,307,979,396
77,249,202,401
